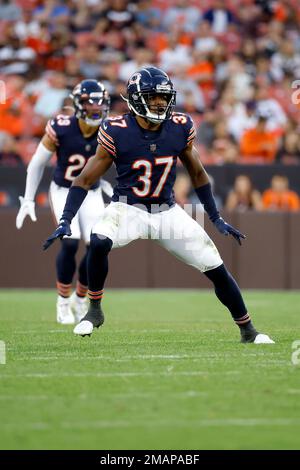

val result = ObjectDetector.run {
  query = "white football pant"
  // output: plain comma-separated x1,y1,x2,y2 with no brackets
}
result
49,181,105,243
92,202,223,273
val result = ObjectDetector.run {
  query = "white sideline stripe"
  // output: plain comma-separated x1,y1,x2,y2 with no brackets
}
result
2,418,300,431
0,370,241,379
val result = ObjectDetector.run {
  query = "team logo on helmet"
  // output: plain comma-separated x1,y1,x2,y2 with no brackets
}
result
129,73,142,86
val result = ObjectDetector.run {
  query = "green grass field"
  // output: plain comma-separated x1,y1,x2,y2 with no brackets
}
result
0,289,299,450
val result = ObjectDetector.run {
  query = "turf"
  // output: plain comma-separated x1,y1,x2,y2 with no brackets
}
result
0,289,299,450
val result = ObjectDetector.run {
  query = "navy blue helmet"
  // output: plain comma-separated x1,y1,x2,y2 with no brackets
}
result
126,67,176,123
70,79,110,127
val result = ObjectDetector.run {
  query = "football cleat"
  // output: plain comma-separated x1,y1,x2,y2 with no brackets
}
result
73,320,94,336
56,296,75,325
253,333,275,344
73,305,104,337
241,332,275,344
69,292,88,323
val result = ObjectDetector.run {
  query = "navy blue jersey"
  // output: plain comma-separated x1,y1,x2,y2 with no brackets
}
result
46,114,99,189
97,113,195,208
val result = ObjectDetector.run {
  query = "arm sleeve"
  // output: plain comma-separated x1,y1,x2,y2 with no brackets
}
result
24,142,53,200
194,183,220,222
97,121,117,158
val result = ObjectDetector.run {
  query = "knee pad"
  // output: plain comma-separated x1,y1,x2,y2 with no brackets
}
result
60,238,79,256
90,233,113,256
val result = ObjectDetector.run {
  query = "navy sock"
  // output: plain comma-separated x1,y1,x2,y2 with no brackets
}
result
56,238,79,285
78,246,89,287
204,264,256,331
87,234,113,302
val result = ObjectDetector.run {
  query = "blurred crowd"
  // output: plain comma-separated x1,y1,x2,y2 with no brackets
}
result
174,172,300,212
0,0,300,209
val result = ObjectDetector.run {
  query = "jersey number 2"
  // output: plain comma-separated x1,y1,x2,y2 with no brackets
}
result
64,154,86,181
132,157,173,197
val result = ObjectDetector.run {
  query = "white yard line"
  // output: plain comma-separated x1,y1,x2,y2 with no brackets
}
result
2,418,300,431
14,353,213,361
0,370,241,379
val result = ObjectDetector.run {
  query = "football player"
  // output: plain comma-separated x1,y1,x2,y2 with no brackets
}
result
17,79,113,324
44,67,274,344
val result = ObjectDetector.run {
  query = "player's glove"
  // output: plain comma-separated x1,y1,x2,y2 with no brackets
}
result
16,196,37,229
213,217,246,245
43,219,71,250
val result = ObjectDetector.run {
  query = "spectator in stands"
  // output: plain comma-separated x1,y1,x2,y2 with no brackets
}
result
162,0,202,34
262,175,300,211
0,32,36,76
0,0,21,21
228,99,257,143
240,110,279,163
203,0,236,35
118,47,153,83
133,0,162,32
78,42,102,80
0,131,24,167
34,71,69,119
225,175,263,212
271,38,300,82
32,0,70,26
172,66,204,113
0,190,11,207
194,21,218,54
254,85,287,133
0,74,30,137
224,54,254,101
173,171,191,207
210,119,239,164
276,121,300,163
158,34,192,74
196,107,217,150
103,0,135,31
174,171,222,210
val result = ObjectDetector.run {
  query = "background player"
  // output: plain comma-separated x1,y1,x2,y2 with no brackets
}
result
17,79,113,324
44,67,274,344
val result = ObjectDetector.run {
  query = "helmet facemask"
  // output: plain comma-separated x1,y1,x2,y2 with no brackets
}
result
76,93,110,127
129,90,176,124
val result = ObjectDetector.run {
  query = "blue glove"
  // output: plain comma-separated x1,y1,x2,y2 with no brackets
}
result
43,219,71,250
213,217,246,245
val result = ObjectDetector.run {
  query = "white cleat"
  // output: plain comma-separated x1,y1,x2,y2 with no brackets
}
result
56,296,75,325
254,334,275,344
73,320,94,336
69,292,88,323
